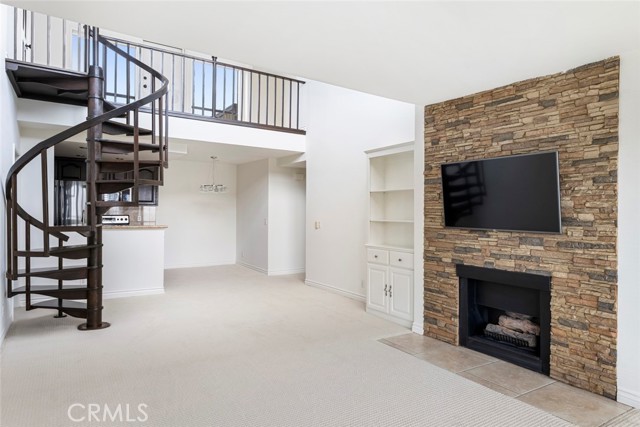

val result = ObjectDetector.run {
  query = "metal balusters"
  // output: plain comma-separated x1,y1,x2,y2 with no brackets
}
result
257,74,261,125
40,150,49,254
151,78,156,145
56,238,64,318
289,80,293,129
200,61,205,116
126,43,131,123
239,69,244,122
7,6,305,133
296,82,300,129
62,19,66,69
181,55,186,113
249,72,253,123
171,54,176,112
212,61,218,117
11,178,18,276
273,77,277,127
25,219,31,309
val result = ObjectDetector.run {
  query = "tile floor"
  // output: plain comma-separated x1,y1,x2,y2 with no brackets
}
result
381,333,634,427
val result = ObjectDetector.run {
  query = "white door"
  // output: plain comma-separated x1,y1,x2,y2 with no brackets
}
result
367,264,388,313
388,267,413,321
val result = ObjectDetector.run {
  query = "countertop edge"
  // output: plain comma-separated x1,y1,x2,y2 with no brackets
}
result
103,225,168,230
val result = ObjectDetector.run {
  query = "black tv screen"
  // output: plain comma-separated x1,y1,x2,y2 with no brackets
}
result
441,152,561,233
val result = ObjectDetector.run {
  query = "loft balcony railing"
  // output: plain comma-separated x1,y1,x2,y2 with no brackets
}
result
6,6,305,134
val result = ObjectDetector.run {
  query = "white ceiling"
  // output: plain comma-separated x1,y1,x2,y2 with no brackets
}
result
5,1,640,105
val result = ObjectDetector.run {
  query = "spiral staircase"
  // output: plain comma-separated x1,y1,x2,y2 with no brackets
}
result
4,28,169,330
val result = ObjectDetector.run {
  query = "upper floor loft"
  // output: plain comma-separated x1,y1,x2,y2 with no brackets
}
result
4,5,306,136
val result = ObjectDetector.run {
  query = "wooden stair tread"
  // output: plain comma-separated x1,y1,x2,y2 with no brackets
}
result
52,244,99,253
31,299,89,319
96,179,161,185
12,285,88,300
32,299,87,311
5,60,89,107
103,100,127,118
96,159,162,164
97,139,159,153
103,120,152,136
49,225,93,232
17,265,93,276
12,284,86,293
16,244,101,258
95,201,140,208
97,159,162,173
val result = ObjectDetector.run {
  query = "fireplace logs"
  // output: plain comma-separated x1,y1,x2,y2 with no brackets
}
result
498,314,540,336
484,312,539,348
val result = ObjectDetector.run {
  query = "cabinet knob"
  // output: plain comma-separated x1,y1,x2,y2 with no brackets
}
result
384,284,388,297
374,255,378,258
389,285,392,298
398,258,402,262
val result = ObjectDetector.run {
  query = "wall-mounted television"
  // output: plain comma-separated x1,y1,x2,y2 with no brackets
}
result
441,152,562,234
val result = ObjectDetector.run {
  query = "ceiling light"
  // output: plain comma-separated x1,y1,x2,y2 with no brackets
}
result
200,156,228,193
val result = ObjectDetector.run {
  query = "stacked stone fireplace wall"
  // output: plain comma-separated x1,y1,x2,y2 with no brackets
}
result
423,57,619,398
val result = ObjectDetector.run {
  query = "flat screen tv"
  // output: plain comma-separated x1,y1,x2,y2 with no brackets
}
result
441,152,562,233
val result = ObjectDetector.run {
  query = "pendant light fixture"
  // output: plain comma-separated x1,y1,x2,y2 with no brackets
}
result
200,156,228,193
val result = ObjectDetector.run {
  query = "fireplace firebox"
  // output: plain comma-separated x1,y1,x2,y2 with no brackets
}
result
457,264,551,375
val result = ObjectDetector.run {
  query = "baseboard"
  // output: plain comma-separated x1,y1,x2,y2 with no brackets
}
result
103,289,165,299
411,322,424,335
0,310,12,349
618,387,640,408
305,279,365,302
164,260,236,270
268,268,305,276
237,261,268,274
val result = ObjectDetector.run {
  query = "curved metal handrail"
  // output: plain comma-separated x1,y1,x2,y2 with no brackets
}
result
5,34,169,200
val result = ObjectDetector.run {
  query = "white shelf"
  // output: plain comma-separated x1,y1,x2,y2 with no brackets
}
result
370,188,414,193
366,243,414,253
370,219,414,224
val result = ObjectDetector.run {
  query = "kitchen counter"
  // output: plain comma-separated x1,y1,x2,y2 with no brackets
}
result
103,224,168,230
102,226,166,298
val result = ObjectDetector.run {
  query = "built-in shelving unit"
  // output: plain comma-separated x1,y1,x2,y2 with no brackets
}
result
367,144,414,250
365,142,414,327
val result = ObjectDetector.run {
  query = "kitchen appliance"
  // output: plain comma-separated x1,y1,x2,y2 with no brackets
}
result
102,215,130,225
54,180,87,226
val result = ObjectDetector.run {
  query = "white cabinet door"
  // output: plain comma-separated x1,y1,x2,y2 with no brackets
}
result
367,264,388,313
388,267,413,321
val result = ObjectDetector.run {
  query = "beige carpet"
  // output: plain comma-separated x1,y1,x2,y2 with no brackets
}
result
1,265,572,426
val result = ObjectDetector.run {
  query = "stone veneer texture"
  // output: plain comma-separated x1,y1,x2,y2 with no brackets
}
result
423,57,619,398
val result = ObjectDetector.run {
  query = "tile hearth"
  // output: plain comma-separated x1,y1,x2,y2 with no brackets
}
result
381,333,631,427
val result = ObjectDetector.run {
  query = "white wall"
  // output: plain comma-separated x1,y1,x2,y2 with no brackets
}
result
617,48,640,408
157,159,236,269
0,5,18,343
267,159,305,275
304,81,415,299
236,159,269,273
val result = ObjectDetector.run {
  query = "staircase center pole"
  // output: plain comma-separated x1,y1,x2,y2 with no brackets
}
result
79,27,109,330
